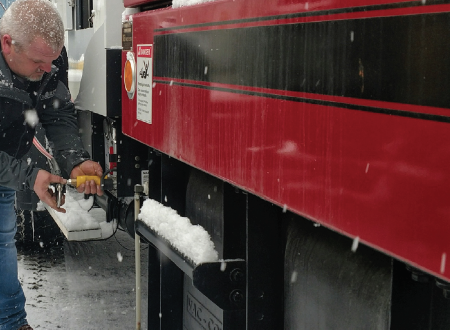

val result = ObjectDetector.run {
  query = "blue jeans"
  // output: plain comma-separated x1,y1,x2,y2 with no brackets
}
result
0,186,27,330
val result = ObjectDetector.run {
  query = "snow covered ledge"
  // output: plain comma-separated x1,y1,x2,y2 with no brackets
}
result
136,199,246,310
43,188,112,241
138,199,219,266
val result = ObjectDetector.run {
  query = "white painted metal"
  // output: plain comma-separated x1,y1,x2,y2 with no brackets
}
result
53,0,125,115
45,206,104,241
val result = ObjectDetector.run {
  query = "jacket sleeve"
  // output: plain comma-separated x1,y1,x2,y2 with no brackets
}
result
39,81,90,177
0,150,40,191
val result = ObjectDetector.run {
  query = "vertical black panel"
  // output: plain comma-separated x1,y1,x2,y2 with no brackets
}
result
223,184,246,260
77,110,105,174
160,254,184,330
146,150,162,329
106,49,122,118
75,0,92,29
185,169,247,261
158,154,190,329
247,194,284,329
115,122,149,197
185,170,247,329
431,281,450,330
147,149,162,202
161,155,190,215
147,246,161,330
186,169,225,257
391,261,450,330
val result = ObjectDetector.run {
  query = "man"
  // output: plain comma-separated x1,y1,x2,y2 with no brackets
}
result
0,1,104,329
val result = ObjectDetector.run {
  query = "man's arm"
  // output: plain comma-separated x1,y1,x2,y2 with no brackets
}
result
39,81,90,175
0,150,39,191
40,81,104,196
0,150,67,212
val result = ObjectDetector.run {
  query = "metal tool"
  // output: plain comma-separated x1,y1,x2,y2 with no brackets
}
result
32,137,66,208
32,137,114,207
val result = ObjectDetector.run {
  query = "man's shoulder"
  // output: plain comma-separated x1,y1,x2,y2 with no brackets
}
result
0,75,32,106
0,53,30,103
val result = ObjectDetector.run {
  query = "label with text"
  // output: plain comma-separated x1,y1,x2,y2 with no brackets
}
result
186,292,223,330
136,44,153,124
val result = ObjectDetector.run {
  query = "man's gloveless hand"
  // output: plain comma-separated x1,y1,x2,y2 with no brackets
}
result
34,169,67,213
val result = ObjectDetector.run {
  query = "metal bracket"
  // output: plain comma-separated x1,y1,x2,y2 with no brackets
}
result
136,220,246,311
193,260,246,311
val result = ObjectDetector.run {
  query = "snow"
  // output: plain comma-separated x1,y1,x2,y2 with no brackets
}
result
290,271,298,283
172,0,218,8
24,109,39,128
40,187,118,241
17,185,147,329
351,236,360,252
138,198,219,265
18,228,149,329
40,187,99,231
441,253,447,274
122,8,139,22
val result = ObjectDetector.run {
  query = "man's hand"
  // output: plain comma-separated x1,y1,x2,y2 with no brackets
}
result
34,170,67,213
70,160,104,196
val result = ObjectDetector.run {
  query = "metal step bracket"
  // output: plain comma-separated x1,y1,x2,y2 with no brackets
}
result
136,220,246,310
46,206,103,241
193,260,246,310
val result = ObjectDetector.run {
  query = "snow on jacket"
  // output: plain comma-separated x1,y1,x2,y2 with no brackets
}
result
0,51,90,191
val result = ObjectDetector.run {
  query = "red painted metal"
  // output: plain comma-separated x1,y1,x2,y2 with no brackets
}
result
122,0,450,280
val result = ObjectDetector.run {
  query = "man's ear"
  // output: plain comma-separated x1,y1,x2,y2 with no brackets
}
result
1,34,13,55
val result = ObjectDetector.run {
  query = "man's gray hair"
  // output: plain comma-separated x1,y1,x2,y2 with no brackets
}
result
0,0,64,52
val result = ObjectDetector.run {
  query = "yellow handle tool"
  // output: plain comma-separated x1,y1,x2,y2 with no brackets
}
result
67,176,102,188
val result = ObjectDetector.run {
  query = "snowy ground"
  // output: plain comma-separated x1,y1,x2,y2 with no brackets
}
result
17,222,149,330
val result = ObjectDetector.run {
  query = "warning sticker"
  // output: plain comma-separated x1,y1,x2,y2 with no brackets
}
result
136,44,153,124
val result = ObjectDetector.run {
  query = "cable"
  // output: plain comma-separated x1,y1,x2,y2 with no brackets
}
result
113,232,148,252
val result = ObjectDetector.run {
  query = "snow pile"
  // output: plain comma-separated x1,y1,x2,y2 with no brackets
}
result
122,8,140,22
24,109,39,128
58,189,99,231
39,187,99,231
138,199,218,265
172,0,218,8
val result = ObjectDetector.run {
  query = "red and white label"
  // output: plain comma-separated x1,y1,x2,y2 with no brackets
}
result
136,44,153,124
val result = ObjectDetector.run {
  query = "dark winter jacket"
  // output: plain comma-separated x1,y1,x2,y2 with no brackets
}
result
0,48,90,191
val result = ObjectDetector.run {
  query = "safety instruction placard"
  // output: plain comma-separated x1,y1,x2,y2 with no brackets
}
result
136,44,153,124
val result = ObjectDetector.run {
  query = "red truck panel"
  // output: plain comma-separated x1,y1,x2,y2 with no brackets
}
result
122,0,450,280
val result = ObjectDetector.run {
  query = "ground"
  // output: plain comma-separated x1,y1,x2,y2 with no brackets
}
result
17,222,149,330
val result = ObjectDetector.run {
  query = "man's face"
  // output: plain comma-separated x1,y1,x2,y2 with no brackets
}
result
2,36,61,82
